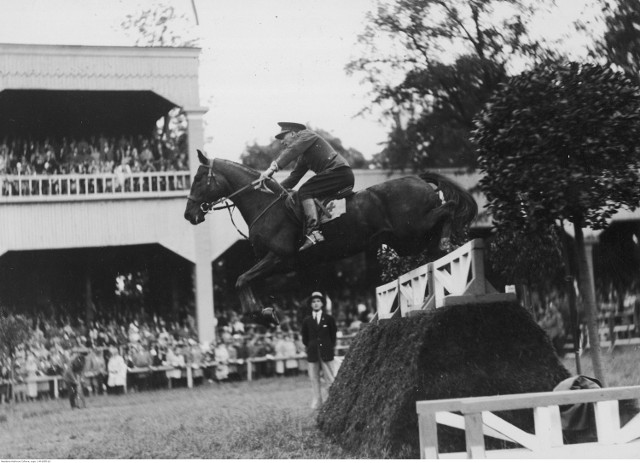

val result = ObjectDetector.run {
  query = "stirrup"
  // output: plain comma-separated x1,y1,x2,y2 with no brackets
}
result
299,231,325,251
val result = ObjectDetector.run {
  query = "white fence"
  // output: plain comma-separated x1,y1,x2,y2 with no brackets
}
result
375,239,515,320
0,171,191,202
416,385,640,459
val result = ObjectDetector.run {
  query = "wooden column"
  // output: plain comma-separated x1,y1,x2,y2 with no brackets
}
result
185,107,216,346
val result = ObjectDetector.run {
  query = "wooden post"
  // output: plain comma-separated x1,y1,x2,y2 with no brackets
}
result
187,365,193,388
534,405,563,448
418,413,439,459
464,412,486,459
594,400,620,445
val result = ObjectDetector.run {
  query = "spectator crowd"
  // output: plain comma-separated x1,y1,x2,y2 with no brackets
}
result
0,292,372,404
0,133,189,177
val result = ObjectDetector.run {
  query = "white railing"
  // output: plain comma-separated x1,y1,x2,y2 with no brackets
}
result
416,386,640,459
375,279,399,320
374,239,515,320
0,171,191,202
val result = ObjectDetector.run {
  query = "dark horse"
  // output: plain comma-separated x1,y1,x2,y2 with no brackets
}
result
184,150,477,320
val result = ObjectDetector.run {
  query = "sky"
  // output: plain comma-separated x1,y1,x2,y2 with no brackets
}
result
0,0,599,162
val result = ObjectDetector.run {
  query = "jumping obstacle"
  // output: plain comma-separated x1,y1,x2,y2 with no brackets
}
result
317,238,569,458
416,386,640,459
374,239,516,321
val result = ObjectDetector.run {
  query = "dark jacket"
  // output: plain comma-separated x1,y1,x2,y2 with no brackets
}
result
301,311,337,363
276,129,350,190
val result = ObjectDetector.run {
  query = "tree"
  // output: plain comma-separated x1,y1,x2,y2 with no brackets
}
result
591,0,640,81
121,4,199,47
487,224,565,291
239,127,370,170
120,5,194,164
348,0,554,169
0,313,31,388
474,62,640,384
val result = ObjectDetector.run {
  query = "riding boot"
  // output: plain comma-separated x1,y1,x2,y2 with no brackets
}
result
299,198,325,251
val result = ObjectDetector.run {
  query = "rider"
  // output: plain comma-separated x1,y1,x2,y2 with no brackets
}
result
260,122,354,251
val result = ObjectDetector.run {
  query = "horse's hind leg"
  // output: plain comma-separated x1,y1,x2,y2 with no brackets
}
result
235,251,283,325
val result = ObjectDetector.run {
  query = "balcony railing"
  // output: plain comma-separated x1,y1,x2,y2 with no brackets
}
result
0,171,191,202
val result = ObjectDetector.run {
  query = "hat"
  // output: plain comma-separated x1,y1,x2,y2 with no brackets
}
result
275,122,307,139
309,291,325,304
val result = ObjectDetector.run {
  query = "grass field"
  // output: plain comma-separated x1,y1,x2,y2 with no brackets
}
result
1,346,638,459
562,344,640,387
0,376,353,459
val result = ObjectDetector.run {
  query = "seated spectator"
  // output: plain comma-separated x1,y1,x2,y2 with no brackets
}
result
128,319,141,344
84,347,106,395
231,315,245,334
131,343,152,368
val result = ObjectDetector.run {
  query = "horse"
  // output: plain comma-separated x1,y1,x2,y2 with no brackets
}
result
184,150,478,323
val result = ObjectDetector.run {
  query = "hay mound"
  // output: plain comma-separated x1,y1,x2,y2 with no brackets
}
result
317,300,569,458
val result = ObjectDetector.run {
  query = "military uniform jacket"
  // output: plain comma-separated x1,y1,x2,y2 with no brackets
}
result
275,129,350,190
301,311,337,363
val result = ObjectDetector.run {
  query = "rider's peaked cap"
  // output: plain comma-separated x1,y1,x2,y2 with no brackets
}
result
275,122,307,139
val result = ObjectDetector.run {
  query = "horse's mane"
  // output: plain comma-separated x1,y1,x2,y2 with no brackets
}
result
213,158,260,177
212,158,283,192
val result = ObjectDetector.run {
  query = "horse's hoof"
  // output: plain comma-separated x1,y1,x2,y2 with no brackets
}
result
262,307,280,325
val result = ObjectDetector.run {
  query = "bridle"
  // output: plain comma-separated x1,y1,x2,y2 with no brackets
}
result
186,161,290,238
186,161,259,214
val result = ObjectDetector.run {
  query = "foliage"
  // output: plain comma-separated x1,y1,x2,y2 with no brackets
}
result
0,313,31,358
121,4,199,47
487,224,565,288
475,61,640,231
120,5,192,160
591,0,640,81
376,245,433,284
239,127,370,170
349,0,555,169
474,60,640,385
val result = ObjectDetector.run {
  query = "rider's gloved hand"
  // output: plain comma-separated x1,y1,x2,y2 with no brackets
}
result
259,161,278,181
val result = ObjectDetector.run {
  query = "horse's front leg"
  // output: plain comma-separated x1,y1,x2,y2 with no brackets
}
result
235,251,283,325
425,200,456,252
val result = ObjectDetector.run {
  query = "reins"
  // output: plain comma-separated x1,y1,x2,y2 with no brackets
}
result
188,164,290,239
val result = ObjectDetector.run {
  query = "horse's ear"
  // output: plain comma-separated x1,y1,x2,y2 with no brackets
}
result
197,149,210,165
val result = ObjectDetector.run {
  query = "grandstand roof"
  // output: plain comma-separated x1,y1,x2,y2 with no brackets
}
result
0,43,205,134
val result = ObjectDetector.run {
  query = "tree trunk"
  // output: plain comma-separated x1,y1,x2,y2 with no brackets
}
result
557,223,581,374
573,223,606,385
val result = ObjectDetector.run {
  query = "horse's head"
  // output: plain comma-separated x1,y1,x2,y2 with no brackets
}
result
184,150,230,225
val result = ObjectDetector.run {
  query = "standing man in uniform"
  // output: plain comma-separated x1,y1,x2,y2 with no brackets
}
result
301,291,338,410
260,122,354,251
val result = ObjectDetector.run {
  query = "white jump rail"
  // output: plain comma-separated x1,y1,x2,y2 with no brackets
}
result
375,239,515,320
416,386,640,459
398,262,433,317
374,279,400,321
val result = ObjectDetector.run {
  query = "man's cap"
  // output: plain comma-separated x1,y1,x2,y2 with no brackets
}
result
309,291,324,302
275,122,307,139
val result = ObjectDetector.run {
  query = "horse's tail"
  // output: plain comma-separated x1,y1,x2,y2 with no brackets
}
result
418,171,478,233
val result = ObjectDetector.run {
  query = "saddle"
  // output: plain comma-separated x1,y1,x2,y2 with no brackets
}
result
284,186,355,226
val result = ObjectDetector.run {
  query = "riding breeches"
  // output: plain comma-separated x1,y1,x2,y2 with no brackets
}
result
298,166,354,200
